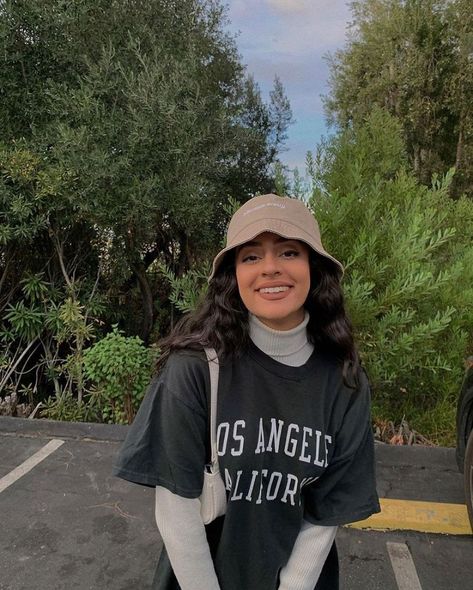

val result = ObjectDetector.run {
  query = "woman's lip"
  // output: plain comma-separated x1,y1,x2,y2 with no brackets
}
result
256,284,293,291
257,288,292,301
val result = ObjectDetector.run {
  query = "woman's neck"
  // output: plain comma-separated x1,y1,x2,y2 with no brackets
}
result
248,311,314,367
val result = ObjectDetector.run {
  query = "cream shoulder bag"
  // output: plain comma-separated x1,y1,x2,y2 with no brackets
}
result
200,347,227,524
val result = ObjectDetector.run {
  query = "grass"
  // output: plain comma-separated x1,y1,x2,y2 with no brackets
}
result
373,392,457,447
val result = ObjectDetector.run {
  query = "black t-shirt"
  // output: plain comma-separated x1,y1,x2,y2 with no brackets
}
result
113,343,380,590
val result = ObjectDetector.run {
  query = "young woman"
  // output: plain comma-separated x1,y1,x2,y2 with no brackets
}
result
114,193,380,590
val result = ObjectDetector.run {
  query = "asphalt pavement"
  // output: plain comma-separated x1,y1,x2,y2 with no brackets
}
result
0,417,471,590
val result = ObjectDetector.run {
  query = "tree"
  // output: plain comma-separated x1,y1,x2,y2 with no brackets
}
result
324,0,473,197
308,108,473,443
0,0,292,410
445,0,473,195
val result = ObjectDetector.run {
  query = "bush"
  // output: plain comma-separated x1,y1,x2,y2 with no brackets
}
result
82,325,156,424
309,108,473,444
41,392,101,423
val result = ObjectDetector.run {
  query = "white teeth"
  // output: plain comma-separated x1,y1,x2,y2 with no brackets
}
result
259,286,290,293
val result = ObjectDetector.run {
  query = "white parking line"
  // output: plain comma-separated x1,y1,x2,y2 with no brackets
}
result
387,542,423,590
0,439,65,494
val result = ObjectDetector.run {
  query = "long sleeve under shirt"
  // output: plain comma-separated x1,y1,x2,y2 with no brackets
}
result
155,312,337,590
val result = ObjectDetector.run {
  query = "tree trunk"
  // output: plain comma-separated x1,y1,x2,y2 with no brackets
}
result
176,230,191,276
413,144,421,175
132,261,154,345
455,113,464,171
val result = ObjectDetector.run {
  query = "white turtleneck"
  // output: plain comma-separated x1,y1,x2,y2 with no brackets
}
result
248,311,314,366
155,312,337,590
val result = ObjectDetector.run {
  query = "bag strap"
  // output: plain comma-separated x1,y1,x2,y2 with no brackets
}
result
203,347,219,468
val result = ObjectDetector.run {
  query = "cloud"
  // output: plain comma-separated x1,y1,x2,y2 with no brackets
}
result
265,0,313,15
228,0,252,19
226,0,352,171
239,54,329,111
229,1,351,56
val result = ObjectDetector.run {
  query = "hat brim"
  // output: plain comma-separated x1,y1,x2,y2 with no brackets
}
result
208,227,344,282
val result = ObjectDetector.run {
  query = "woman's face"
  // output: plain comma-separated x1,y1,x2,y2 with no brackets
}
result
235,232,311,331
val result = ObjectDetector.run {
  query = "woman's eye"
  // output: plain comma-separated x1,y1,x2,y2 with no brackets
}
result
281,250,299,258
241,254,259,263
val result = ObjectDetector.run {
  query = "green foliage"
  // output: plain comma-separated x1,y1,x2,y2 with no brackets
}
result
325,0,473,196
42,392,101,423
0,143,51,243
0,269,100,414
20,272,50,302
4,300,44,341
0,0,292,418
274,162,289,197
158,263,210,315
82,326,156,424
309,109,473,443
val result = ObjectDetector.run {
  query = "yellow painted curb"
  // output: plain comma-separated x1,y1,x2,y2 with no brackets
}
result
346,498,473,535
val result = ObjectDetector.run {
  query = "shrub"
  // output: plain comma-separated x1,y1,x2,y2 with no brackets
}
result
308,108,473,444
83,325,156,424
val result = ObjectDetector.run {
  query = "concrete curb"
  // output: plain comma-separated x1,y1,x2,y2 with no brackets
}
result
0,417,457,465
0,415,128,442
374,441,456,468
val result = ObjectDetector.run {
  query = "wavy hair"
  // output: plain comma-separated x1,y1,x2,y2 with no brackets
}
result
155,249,360,387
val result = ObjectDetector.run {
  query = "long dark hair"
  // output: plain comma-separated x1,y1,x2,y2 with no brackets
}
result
155,248,360,387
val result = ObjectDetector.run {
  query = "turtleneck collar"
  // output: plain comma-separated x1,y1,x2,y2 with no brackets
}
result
248,311,314,367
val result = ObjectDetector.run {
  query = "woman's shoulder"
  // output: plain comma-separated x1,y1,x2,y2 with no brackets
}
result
313,353,371,406
316,351,369,381
164,347,208,370
152,347,210,411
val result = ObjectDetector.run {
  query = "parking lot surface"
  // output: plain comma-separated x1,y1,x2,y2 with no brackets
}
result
0,417,471,590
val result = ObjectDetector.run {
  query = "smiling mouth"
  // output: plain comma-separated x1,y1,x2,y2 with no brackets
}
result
258,286,291,294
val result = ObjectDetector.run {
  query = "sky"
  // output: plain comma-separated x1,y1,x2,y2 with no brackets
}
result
225,0,353,173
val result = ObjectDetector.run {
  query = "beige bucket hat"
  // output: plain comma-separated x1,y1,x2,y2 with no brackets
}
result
209,194,344,280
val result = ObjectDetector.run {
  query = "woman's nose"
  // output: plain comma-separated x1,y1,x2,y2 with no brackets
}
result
261,253,281,275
